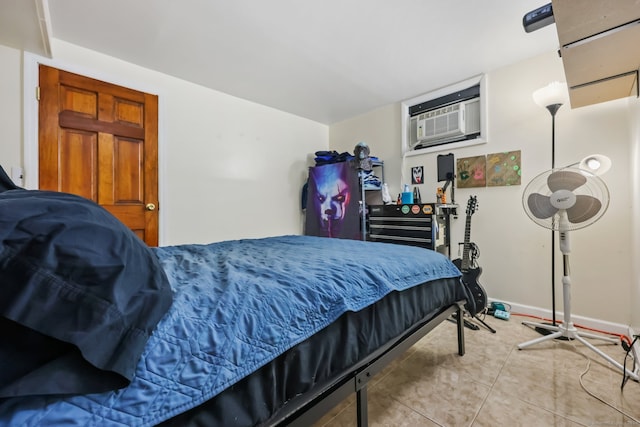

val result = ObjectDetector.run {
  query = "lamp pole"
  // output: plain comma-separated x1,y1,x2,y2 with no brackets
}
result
546,102,562,327
533,81,567,332
547,103,561,169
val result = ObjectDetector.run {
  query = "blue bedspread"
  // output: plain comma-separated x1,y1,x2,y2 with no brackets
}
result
0,235,461,427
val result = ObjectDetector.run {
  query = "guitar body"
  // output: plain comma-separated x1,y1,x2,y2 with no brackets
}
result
453,258,486,316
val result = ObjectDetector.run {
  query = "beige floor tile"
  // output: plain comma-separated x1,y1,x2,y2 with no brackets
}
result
485,323,639,426
314,394,356,426
318,389,441,427
374,355,490,426
473,389,583,427
313,315,640,427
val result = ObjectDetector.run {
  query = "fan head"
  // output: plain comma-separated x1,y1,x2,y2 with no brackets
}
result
522,167,609,231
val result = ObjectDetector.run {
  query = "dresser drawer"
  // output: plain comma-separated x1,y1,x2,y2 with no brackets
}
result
368,204,435,250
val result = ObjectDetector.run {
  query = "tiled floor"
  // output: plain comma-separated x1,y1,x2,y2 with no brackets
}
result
314,314,640,426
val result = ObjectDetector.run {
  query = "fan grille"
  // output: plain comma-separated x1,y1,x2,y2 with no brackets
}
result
522,167,609,231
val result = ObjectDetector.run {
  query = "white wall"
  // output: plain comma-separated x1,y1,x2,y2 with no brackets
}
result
330,103,402,197
631,97,640,331
330,50,635,327
0,45,23,169
1,40,328,246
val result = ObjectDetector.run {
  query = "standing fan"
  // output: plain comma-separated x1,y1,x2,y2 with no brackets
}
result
518,167,639,381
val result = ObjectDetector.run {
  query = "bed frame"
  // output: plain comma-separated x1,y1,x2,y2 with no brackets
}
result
270,301,466,427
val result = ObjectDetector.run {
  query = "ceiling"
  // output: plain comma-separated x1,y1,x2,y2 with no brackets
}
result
0,0,560,124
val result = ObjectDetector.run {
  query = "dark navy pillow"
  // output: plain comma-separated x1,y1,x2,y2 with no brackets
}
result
0,189,173,397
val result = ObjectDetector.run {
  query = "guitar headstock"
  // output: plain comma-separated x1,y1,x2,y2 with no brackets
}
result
466,195,478,216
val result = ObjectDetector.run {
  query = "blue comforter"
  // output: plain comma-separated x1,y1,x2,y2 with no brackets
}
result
0,235,461,426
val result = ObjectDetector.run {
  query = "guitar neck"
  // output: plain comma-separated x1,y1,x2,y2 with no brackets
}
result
461,215,472,271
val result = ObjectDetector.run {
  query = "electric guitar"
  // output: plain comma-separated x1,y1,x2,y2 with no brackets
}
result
453,196,487,317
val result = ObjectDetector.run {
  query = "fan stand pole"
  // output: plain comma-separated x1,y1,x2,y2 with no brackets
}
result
549,103,560,328
518,231,639,381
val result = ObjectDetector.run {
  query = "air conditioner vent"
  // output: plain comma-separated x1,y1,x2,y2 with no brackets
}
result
417,104,462,140
411,98,480,148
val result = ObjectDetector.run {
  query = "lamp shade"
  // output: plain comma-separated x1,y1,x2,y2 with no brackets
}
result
578,154,611,176
532,81,569,108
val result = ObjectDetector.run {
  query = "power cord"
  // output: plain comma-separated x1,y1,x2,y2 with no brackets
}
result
512,313,639,420
573,343,640,424
621,334,639,391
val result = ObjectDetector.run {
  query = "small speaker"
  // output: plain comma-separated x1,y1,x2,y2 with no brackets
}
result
523,3,555,33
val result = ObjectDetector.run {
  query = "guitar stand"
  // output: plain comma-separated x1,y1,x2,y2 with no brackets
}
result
448,313,478,330
449,312,496,333
472,314,496,333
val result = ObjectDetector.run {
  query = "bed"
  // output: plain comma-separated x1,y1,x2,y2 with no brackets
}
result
0,169,469,427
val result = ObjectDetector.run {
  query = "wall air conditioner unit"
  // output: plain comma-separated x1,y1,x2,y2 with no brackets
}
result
411,97,480,149
403,78,486,153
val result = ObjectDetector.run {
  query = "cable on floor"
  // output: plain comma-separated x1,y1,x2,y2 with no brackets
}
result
573,343,640,424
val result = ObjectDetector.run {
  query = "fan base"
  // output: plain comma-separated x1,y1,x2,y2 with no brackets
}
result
518,320,639,381
534,323,570,340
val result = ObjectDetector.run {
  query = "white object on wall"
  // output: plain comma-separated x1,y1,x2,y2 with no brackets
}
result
11,166,23,187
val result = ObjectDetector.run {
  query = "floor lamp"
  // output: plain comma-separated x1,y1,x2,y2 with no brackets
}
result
532,81,568,331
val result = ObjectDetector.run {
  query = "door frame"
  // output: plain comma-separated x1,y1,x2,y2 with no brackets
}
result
23,51,168,245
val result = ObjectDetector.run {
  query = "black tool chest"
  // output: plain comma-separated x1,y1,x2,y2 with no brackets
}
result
367,204,436,250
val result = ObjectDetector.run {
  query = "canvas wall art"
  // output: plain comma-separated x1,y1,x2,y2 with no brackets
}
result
487,150,521,186
456,155,486,188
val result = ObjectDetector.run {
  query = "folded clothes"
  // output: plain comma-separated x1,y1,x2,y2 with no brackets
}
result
314,151,351,165
314,150,380,167
360,170,382,190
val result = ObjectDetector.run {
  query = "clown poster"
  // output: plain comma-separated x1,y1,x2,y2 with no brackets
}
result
305,162,361,240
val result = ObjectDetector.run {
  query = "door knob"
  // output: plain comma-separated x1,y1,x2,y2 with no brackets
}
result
146,203,156,211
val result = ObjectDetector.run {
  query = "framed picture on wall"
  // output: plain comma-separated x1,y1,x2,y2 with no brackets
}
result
411,166,424,184
487,150,521,186
456,155,486,188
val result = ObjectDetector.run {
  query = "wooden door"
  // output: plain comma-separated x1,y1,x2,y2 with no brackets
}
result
38,64,160,246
